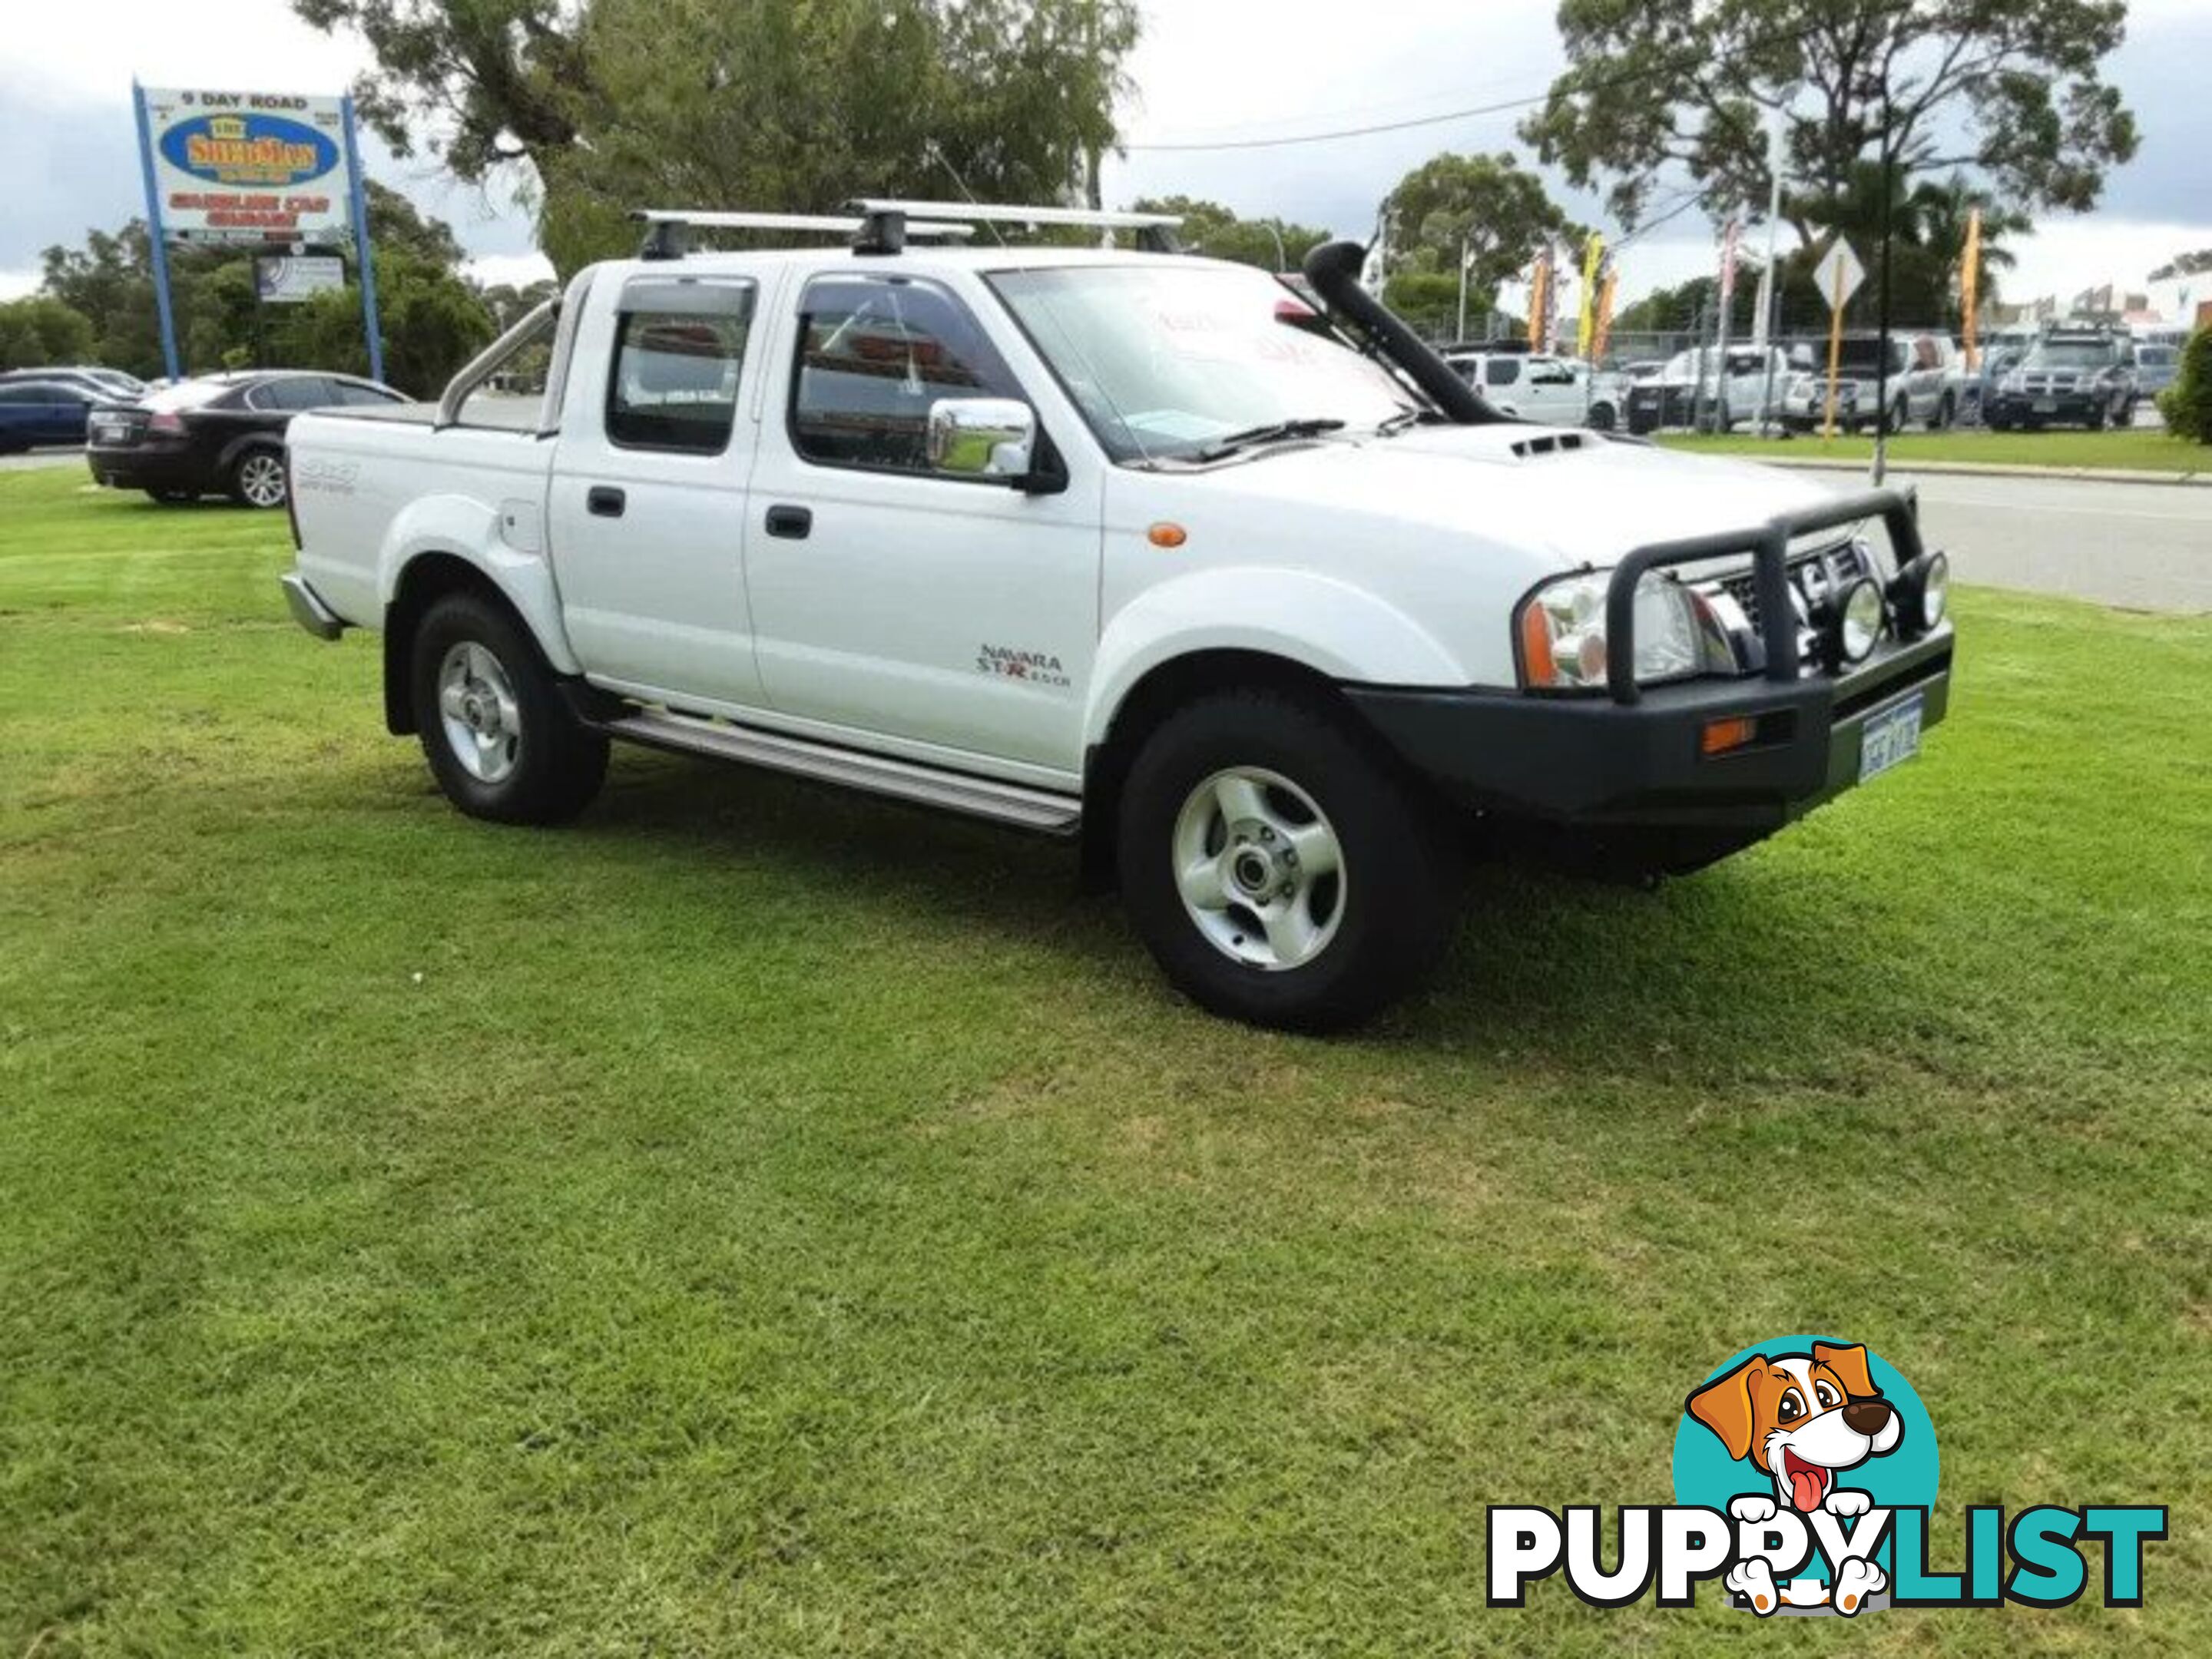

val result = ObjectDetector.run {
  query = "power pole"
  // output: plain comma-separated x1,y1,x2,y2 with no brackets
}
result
1455,235,1469,343
1753,106,1789,436
1873,148,1896,485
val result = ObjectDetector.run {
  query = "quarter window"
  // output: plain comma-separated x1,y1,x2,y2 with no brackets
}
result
790,276,1023,473
606,277,756,454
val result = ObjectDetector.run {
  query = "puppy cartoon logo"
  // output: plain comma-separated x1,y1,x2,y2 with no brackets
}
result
1489,1334,2166,1617
1685,1341,1906,1615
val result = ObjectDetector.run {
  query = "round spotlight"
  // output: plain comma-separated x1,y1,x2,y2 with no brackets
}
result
1837,577,1884,664
1919,551,1949,631
1888,551,1951,638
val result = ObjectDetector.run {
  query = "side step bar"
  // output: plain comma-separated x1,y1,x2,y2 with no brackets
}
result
601,708,1082,837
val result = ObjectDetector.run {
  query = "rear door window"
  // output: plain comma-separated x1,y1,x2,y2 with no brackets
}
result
605,276,756,454
1485,358,1521,388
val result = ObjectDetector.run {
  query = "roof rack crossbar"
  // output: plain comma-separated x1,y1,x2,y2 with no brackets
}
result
845,198,1186,253
629,209,977,260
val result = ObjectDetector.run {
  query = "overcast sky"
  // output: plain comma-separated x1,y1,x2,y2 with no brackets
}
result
3,0,2207,312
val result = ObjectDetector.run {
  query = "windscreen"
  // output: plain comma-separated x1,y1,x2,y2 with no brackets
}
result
986,263,1412,463
2025,339,2117,369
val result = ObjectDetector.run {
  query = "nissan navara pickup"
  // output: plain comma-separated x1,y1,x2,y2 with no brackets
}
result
280,200,1955,1030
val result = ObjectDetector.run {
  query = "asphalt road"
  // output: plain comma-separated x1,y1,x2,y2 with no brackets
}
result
5,442,2205,613
0,446,86,472
1815,469,2212,614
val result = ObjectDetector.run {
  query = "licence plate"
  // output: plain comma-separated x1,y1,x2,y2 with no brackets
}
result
1858,694,1924,783
2032,398,2058,413
92,419,128,442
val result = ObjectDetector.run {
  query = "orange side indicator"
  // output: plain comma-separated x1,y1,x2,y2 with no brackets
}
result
1701,716,1758,757
1147,522,1187,549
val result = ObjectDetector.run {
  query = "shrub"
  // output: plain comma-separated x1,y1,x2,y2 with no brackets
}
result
2158,325,2212,442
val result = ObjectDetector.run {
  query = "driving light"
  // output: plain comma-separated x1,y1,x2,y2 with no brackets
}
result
1889,550,1949,637
1516,571,1730,691
1832,576,1885,666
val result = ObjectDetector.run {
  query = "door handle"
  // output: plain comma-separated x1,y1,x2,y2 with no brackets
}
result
764,504,812,540
586,485,626,518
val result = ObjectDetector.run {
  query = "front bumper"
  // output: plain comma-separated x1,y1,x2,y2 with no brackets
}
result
1349,485,1955,841
1780,389,1867,426
1348,628,1951,831
1987,390,2107,424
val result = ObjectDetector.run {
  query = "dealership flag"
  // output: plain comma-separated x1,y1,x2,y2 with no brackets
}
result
1959,207,1983,372
1577,233,1604,358
1527,249,1551,351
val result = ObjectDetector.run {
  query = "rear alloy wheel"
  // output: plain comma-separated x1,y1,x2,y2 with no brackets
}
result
410,591,608,825
1118,688,1459,1030
227,446,287,508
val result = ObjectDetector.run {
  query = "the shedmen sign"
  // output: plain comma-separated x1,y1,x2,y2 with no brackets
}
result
142,88,349,243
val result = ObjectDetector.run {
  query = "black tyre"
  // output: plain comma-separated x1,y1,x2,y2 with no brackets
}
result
2085,407,2106,432
1116,687,1461,1031
409,590,608,825
1586,400,1618,432
225,443,287,508
1929,393,1954,432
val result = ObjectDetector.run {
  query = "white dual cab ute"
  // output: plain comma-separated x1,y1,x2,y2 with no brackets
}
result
281,199,1955,1030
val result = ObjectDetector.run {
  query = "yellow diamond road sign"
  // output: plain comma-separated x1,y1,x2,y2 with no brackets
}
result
1814,238,1866,312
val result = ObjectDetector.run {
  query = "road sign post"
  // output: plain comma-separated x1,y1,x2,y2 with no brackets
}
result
1813,237,1866,440
340,95,385,386
130,82,183,381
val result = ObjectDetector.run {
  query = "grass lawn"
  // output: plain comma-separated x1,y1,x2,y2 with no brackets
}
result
2,466,2207,1654
1660,426,2210,474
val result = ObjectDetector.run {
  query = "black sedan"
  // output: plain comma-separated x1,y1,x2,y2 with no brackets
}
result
85,370,404,507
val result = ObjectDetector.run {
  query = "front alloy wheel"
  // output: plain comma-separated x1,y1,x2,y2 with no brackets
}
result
1118,688,1460,1030
1172,767,1345,971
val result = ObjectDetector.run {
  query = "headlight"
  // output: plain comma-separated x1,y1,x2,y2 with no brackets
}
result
2001,372,2025,392
1515,571,1730,691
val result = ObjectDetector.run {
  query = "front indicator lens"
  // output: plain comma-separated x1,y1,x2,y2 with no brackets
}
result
1702,716,1758,756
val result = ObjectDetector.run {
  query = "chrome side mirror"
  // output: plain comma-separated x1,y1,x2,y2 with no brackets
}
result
926,397,1035,481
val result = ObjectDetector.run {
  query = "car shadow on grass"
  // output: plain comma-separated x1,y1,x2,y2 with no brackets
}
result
562,745,1906,1076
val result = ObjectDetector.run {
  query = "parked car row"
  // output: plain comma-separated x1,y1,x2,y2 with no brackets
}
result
3,363,408,506
85,371,406,506
1594,323,2151,436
